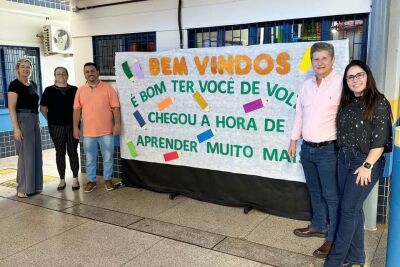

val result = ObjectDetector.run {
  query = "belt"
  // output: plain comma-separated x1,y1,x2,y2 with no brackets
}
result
303,140,337,148
16,109,38,114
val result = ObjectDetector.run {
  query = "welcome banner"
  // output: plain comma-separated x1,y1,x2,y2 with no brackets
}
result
116,40,349,182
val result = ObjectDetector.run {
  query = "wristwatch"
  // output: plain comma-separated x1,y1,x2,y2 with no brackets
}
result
363,162,373,169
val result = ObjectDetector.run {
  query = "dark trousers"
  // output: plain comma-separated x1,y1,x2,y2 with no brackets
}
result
325,147,385,266
16,113,43,194
48,124,79,179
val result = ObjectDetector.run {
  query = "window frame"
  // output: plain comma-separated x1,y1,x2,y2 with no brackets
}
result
0,45,42,109
92,32,157,79
188,13,369,62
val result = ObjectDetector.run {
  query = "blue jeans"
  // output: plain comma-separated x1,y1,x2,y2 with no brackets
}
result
83,134,114,182
324,148,385,267
300,142,339,242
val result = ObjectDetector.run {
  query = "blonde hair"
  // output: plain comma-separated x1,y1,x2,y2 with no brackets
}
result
15,58,33,79
16,58,33,69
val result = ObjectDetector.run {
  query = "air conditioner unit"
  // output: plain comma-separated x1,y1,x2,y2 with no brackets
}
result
43,25,73,55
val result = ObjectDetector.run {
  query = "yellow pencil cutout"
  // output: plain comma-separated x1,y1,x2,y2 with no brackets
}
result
193,91,209,111
157,96,174,111
298,47,312,75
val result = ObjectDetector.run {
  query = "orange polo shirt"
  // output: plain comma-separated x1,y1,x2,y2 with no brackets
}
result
73,81,120,137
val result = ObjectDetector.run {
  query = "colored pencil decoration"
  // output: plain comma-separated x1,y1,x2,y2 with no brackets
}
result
243,98,267,113
122,59,145,81
298,47,312,75
132,60,145,79
127,140,138,158
197,129,215,143
133,110,147,129
163,151,181,161
122,61,135,81
157,96,174,110
193,91,209,111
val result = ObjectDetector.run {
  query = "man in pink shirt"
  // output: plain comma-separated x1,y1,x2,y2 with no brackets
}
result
73,62,121,193
289,42,342,258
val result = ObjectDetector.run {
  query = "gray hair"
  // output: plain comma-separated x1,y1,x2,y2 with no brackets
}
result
310,42,334,60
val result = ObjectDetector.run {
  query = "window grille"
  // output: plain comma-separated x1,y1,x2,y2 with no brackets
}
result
93,32,156,76
0,46,41,108
188,14,368,61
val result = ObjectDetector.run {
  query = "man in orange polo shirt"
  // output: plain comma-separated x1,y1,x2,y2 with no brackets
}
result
73,62,121,192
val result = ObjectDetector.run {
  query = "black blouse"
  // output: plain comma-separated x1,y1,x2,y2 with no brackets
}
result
40,84,78,126
337,95,393,154
8,79,39,113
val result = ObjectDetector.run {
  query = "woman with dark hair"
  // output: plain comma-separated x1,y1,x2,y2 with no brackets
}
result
40,67,80,190
324,60,392,267
8,58,43,198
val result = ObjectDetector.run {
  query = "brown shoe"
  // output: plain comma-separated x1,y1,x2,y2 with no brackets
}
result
84,182,97,193
104,180,114,191
294,226,327,238
313,241,332,258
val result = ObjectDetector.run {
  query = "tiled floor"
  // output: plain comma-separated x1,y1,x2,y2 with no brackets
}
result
0,149,388,267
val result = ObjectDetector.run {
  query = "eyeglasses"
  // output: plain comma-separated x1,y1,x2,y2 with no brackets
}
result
346,72,366,82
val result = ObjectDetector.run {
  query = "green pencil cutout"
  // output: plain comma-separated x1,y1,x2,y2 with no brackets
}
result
127,140,138,157
122,61,135,81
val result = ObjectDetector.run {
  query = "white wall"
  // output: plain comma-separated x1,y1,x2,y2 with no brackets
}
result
0,1,76,88
70,0,371,85
385,0,400,119
71,0,371,36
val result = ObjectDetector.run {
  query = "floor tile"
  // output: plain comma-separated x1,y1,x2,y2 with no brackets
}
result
82,187,187,218
214,237,324,267
0,220,162,267
0,207,87,259
0,197,34,220
42,176,111,204
0,185,18,198
245,215,326,256
124,239,262,267
63,204,142,227
154,198,268,238
364,224,385,265
128,218,225,248
370,227,387,267
9,193,79,211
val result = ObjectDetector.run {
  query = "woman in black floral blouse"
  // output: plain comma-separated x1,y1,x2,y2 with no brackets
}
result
325,60,392,267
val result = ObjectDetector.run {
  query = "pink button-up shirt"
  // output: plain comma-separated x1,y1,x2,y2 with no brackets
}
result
291,70,343,142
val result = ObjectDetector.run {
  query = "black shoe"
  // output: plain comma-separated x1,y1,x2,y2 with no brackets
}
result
57,181,66,191
72,184,80,191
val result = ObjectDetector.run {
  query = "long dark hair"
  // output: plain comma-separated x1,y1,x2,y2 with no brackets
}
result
339,60,383,121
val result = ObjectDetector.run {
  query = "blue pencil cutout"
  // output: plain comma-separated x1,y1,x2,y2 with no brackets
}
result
133,110,146,128
197,129,214,143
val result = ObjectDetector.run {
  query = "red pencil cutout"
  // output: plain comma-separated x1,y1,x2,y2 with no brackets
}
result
163,151,182,161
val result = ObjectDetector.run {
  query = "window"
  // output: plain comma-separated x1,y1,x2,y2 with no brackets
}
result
93,32,156,76
6,0,71,11
188,14,368,61
0,46,42,108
